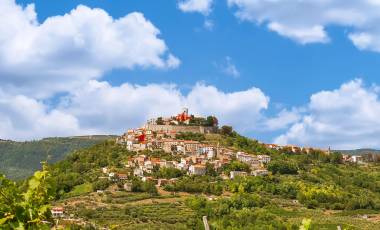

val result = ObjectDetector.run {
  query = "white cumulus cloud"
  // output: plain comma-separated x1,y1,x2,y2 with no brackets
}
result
228,0,380,51
0,90,83,141
274,79,380,149
59,81,269,135
186,83,269,131
178,0,214,15
0,0,179,98
0,81,270,140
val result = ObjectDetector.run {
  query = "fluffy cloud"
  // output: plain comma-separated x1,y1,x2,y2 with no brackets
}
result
186,84,269,131
263,108,301,131
59,81,269,135
0,81,269,140
275,79,380,149
228,0,380,51
0,90,83,141
0,0,179,98
58,81,184,134
178,0,213,15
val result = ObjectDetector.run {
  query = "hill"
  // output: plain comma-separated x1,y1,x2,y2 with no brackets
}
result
44,133,380,229
337,148,380,155
1,131,380,229
0,135,116,180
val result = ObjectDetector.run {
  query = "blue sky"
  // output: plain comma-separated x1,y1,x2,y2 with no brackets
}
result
3,0,380,149
20,0,380,101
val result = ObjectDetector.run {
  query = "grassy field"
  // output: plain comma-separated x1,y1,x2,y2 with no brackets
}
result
65,183,93,198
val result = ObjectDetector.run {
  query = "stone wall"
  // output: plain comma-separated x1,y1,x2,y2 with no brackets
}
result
143,124,217,134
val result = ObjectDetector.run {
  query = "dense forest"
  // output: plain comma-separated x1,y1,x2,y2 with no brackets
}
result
0,135,115,180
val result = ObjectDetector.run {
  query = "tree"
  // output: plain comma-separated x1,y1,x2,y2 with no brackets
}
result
268,160,298,175
154,167,183,179
205,116,217,127
0,163,54,229
330,152,343,164
205,163,218,177
220,126,233,136
156,117,164,125
142,181,158,195
92,179,110,191
224,161,250,174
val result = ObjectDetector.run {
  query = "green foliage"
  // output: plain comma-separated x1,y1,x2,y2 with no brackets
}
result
175,132,206,141
188,115,218,127
8,132,378,229
300,218,312,230
131,178,158,195
205,162,218,177
72,200,199,229
164,176,223,195
207,132,271,154
0,136,111,180
65,183,93,198
0,163,53,229
49,141,135,198
153,167,184,179
185,194,296,230
227,175,278,194
268,160,299,175
223,160,251,174
219,125,233,136
92,179,111,192
156,117,164,125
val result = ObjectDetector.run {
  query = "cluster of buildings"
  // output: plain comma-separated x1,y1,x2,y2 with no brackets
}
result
265,143,332,154
116,109,217,152
266,144,369,164
112,109,272,183
103,146,271,184
342,154,363,163
148,108,193,125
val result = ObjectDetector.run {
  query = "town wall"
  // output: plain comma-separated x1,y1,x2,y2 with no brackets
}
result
143,124,217,134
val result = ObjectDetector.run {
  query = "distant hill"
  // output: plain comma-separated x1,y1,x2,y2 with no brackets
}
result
0,135,116,180
336,149,380,155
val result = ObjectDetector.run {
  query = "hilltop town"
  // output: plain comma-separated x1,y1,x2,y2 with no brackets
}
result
112,108,363,182
19,109,379,229
114,108,271,180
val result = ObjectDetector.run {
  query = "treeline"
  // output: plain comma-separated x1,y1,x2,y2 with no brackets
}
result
164,176,224,195
0,137,107,180
227,162,380,211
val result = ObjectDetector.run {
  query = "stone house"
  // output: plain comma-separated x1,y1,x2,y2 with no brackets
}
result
188,164,206,175
230,171,248,179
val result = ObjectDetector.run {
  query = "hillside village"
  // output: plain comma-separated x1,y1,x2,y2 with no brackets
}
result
108,109,363,186
49,109,375,228
113,108,271,181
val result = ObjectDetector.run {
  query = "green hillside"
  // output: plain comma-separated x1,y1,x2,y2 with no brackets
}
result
0,135,116,180
44,134,380,229
337,149,380,155
1,132,380,229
